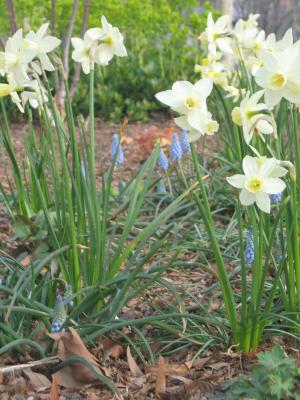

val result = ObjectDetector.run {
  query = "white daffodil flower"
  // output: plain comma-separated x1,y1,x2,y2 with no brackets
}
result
21,80,48,109
174,111,219,142
227,155,287,213
195,56,228,88
0,77,24,112
266,28,294,53
155,78,213,130
201,13,233,56
0,29,36,84
233,18,258,50
95,16,127,65
71,28,102,74
231,90,274,144
24,23,61,72
255,45,300,107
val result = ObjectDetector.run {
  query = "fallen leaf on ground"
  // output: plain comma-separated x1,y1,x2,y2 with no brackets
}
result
155,356,166,395
145,362,189,376
50,375,59,400
100,339,124,360
23,369,51,390
48,327,106,388
126,346,143,377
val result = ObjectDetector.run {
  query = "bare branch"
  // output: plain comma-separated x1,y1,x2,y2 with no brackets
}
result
62,0,79,77
0,37,6,49
6,0,18,34
57,0,79,109
70,0,92,98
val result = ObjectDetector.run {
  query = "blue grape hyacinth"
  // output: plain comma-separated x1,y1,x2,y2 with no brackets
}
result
180,129,191,153
170,133,183,162
51,295,67,333
111,133,124,165
270,192,282,204
245,227,254,264
157,148,169,170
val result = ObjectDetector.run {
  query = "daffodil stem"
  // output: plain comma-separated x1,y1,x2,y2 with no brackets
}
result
191,145,239,344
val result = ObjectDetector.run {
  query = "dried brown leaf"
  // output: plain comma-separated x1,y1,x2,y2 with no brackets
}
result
155,356,166,395
100,339,124,360
145,363,189,376
48,327,104,388
23,369,51,390
50,375,59,400
126,346,143,377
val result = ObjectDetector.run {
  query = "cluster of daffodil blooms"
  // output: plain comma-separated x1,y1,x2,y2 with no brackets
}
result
0,24,60,112
0,16,126,112
156,12,300,214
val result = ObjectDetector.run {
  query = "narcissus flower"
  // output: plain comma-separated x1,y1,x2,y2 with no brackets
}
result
227,155,287,213
72,16,127,73
255,45,300,107
0,29,36,83
231,90,274,144
201,13,233,56
174,112,219,142
24,23,61,72
95,16,127,65
155,78,216,141
0,78,23,112
71,28,102,74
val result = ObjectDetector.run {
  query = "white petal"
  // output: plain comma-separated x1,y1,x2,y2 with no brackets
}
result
40,36,61,53
39,53,54,71
114,43,127,57
96,43,114,65
226,174,246,188
256,119,273,134
263,178,286,194
255,191,270,213
243,156,258,176
82,58,91,74
239,188,256,206
36,23,49,40
72,49,85,62
216,38,232,53
259,157,277,177
172,81,193,97
264,89,282,108
71,38,83,50
194,78,213,97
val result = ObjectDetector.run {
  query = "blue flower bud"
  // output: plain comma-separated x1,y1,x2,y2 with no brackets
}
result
180,129,191,153
170,133,183,162
157,148,169,170
245,227,254,264
111,133,124,165
270,192,282,204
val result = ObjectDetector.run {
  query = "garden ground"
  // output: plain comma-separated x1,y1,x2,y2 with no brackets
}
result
1,119,299,400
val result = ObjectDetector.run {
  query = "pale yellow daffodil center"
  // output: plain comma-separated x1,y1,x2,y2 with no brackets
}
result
269,72,286,90
252,42,262,53
246,176,263,192
104,36,114,45
185,97,198,110
206,119,219,135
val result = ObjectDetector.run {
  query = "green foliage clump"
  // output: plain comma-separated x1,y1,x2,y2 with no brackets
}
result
219,347,300,400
